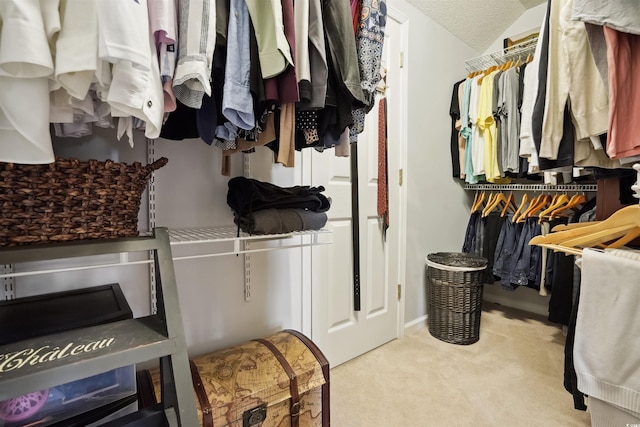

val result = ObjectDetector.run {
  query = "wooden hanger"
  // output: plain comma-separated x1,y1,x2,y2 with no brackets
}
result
537,194,570,223
529,205,640,254
511,193,529,223
606,227,640,249
471,191,486,213
500,192,517,217
517,194,550,223
549,194,587,220
513,56,523,69
527,194,552,220
515,193,539,223
478,65,496,85
472,190,480,210
482,192,509,217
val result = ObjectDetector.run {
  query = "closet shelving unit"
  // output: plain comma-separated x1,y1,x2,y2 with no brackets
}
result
0,228,198,426
145,139,332,305
145,138,331,261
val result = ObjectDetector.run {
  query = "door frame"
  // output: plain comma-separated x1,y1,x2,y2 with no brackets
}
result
389,5,409,338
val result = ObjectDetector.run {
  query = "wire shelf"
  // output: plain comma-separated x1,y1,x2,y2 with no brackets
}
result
463,183,597,192
465,37,538,73
168,226,332,245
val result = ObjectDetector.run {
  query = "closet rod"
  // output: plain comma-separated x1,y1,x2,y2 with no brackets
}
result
463,183,597,192
465,37,538,72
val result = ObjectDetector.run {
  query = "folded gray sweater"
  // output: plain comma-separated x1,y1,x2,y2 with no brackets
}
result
235,208,328,235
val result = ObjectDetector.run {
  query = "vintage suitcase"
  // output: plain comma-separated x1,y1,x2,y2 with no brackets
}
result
137,329,329,427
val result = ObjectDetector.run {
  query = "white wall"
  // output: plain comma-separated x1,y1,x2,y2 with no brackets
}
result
483,3,547,54
390,0,480,326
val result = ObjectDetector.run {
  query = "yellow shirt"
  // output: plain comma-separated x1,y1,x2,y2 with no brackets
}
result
477,71,510,184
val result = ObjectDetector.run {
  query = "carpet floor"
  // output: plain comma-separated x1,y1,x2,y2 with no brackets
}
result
330,302,591,426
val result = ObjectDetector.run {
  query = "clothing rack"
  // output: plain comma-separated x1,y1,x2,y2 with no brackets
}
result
463,183,597,192
465,36,538,73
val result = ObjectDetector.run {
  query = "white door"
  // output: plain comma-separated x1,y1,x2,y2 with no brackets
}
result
310,11,407,367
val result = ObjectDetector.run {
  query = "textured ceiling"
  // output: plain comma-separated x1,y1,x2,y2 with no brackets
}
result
406,0,546,52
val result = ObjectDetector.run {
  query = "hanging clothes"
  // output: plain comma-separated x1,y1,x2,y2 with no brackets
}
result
172,0,216,108
603,27,640,159
349,0,387,144
449,79,465,178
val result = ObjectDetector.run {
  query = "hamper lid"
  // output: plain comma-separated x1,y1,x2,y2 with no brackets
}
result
426,252,487,272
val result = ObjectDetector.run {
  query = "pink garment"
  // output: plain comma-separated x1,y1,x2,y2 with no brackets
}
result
148,0,177,45
147,0,178,112
604,26,640,159
278,0,299,104
351,0,361,36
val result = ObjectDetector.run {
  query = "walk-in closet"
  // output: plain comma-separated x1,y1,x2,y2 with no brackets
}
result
0,0,638,426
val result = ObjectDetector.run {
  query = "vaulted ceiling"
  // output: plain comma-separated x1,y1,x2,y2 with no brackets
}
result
405,0,546,52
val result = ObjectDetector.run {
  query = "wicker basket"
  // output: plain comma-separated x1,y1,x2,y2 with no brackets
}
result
426,252,487,345
0,157,168,246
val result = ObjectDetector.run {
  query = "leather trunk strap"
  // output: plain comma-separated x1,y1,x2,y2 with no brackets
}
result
284,330,330,427
254,338,301,427
189,360,214,427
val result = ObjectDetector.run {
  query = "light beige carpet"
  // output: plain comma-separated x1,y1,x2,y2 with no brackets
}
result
330,302,591,426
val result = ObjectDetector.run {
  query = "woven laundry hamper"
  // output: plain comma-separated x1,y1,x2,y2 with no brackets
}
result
426,252,487,345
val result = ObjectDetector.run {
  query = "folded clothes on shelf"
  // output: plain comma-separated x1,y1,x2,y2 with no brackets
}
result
235,208,328,235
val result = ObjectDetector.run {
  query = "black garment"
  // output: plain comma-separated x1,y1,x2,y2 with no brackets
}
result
449,79,464,178
532,0,551,156
493,219,524,290
571,196,597,222
492,71,504,176
462,211,481,254
160,100,199,140
538,105,575,171
481,212,506,284
547,252,575,325
517,62,527,111
226,176,331,217
564,270,587,411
